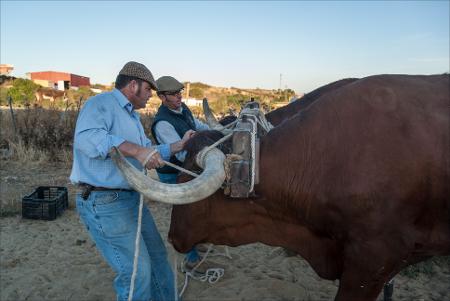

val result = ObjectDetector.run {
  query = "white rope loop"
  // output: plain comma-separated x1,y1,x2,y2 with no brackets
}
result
178,244,231,298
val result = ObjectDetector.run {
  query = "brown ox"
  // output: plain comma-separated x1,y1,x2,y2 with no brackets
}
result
35,87,67,106
167,74,450,301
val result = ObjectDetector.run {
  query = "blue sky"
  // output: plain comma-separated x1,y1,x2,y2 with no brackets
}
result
1,1,449,93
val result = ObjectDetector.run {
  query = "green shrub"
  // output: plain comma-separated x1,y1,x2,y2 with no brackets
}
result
6,78,40,105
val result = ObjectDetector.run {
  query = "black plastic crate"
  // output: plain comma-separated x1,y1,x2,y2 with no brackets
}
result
22,186,68,220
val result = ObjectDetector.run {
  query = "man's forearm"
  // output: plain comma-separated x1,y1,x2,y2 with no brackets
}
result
117,141,146,158
170,140,184,155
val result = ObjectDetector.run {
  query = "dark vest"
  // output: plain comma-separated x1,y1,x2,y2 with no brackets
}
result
151,103,196,174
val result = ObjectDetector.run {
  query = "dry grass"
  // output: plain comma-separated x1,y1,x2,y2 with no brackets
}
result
1,107,76,163
7,139,50,164
0,106,157,162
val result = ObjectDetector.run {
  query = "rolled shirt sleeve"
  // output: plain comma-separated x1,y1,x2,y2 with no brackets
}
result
73,100,126,160
155,144,171,161
75,129,125,160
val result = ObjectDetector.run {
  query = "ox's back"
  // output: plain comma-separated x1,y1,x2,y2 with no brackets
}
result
266,78,359,126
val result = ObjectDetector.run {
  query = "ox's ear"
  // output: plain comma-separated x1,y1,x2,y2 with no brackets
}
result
110,146,226,205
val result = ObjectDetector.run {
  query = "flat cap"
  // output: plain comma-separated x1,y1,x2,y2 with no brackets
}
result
156,76,184,93
119,61,158,90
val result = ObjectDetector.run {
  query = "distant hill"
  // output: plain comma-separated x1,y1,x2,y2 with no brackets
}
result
187,81,295,102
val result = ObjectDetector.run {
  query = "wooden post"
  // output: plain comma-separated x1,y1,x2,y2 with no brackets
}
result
77,96,83,114
7,95,17,138
185,82,190,99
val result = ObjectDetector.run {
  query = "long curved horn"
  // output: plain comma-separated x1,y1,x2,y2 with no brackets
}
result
110,147,225,204
202,98,221,128
202,98,232,134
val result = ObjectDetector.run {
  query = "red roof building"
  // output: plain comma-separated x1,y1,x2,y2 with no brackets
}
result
27,71,90,90
0,64,14,75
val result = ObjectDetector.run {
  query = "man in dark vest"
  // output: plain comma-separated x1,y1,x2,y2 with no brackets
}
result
151,76,209,184
151,76,218,274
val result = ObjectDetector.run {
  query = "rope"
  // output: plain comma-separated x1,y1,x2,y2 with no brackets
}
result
178,244,230,298
222,119,238,129
128,193,144,301
203,132,233,153
162,160,200,178
141,148,200,178
173,254,179,301
196,133,233,168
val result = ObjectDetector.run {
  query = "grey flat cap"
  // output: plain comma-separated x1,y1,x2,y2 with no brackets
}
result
156,76,184,93
119,61,158,90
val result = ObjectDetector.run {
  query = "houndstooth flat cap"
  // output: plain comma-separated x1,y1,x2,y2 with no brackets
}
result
119,61,158,90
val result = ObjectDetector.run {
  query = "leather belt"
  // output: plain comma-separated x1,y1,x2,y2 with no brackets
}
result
78,183,133,200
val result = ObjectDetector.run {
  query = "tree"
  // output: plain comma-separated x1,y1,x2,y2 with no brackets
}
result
7,78,40,105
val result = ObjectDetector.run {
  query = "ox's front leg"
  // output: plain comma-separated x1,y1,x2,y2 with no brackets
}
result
334,242,400,301
335,269,387,301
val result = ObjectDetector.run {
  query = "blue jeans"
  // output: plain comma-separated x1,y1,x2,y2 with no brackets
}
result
76,190,176,301
157,172,200,264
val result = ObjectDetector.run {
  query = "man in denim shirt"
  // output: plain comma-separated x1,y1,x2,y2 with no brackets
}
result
70,61,193,301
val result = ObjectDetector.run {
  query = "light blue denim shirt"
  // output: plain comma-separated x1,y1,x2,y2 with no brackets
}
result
70,88,170,189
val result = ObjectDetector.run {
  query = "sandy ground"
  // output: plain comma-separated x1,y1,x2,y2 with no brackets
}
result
1,161,449,301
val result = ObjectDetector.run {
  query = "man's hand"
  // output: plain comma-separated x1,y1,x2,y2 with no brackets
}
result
145,150,165,170
181,130,196,144
136,147,165,170
116,142,165,170
170,130,196,155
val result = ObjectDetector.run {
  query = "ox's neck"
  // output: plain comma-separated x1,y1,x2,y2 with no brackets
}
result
206,197,341,280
